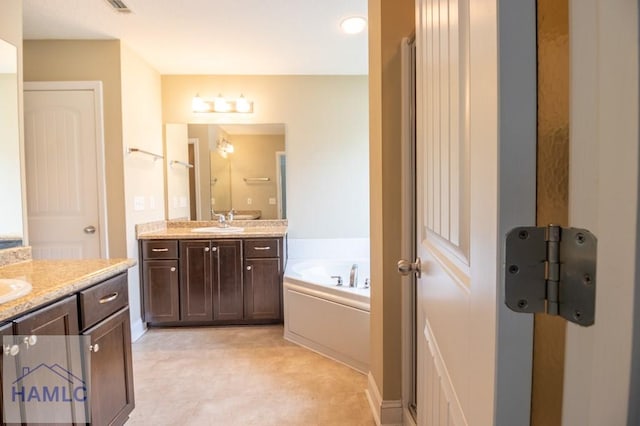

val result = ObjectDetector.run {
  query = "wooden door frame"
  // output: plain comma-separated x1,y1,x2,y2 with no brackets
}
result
23,81,109,258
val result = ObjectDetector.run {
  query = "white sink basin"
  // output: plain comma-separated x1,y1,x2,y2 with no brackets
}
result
0,279,32,304
191,226,245,233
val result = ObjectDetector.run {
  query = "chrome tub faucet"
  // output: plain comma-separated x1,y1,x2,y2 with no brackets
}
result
349,264,358,288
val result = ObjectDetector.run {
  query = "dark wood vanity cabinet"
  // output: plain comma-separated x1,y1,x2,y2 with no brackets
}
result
2,273,134,426
141,240,180,324
179,240,213,322
141,236,285,326
244,239,283,321
0,322,17,425
180,239,243,323
212,240,243,322
79,273,134,426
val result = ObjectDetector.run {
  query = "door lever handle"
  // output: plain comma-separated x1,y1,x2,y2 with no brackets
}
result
84,225,96,234
397,257,422,279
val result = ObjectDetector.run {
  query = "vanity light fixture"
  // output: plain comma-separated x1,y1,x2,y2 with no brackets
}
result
217,138,235,157
340,16,367,34
192,94,254,113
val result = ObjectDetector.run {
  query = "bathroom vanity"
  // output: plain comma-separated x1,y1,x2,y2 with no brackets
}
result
137,220,287,327
0,248,136,425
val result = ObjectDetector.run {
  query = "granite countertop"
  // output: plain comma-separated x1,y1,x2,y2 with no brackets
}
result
136,219,288,240
0,258,136,322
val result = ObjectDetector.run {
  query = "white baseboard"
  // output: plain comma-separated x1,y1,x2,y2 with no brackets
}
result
403,407,417,426
365,372,403,426
130,318,147,342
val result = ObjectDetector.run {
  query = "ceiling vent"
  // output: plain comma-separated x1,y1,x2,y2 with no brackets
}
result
104,0,132,13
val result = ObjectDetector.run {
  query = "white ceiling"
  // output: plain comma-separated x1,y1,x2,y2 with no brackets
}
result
22,0,369,75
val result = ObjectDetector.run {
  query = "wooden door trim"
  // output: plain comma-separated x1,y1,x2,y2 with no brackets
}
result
23,81,108,258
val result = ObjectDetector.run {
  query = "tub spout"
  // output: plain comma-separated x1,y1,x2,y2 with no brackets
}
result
349,264,358,288
331,275,343,286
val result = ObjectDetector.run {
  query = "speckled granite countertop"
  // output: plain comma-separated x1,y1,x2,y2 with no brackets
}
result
0,258,136,322
136,219,288,240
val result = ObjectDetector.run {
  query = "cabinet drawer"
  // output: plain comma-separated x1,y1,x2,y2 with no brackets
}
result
244,239,280,258
142,240,178,259
79,273,129,330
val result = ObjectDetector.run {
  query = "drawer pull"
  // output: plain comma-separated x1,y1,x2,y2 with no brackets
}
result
212,247,218,252
253,246,271,250
99,292,119,304
152,248,169,252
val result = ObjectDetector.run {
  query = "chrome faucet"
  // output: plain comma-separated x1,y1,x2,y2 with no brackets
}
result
212,212,229,228
226,209,235,222
349,264,358,288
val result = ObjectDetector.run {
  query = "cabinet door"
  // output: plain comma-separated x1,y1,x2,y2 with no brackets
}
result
142,260,179,323
13,295,80,425
179,241,213,322
212,240,243,321
244,258,282,321
83,308,134,426
0,322,20,425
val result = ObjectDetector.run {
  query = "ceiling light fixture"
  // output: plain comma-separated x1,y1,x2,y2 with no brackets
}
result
340,16,367,35
192,94,254,113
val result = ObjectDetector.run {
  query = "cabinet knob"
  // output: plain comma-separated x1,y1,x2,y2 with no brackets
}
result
3,344,19,356
89,344,100,353
23,335,37,348
204,247,210,252
212,247,218,252
246,266,252,271
170,267,176,272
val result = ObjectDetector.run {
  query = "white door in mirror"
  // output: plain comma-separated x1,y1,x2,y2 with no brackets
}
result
0,279,32,304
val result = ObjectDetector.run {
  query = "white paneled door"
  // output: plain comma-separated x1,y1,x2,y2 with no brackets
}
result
24,83,107,259
412,0,536,424
563,1,640,424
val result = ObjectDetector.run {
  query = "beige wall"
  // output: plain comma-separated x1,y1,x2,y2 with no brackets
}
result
368,0,415,403
120,43,164,336
23,40,127,257
161,75,369,239
0,0,25,240
227,134,284,219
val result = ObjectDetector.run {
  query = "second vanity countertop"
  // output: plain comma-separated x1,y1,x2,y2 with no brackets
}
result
0,255,136,322
136,219,288,240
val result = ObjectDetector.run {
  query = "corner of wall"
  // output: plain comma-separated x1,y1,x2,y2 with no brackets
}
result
365,372,403,426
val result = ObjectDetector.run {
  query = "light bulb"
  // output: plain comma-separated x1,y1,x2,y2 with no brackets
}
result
214,94,230,112
192,94,209,112
235,95,252,113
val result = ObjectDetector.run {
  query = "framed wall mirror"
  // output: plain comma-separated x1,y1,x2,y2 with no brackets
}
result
186,123,286,221
0,37,23,247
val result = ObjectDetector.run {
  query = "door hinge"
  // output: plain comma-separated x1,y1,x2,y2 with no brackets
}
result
505,225,597,326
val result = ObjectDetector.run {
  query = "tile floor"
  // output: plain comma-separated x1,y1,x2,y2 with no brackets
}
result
126,325,375,426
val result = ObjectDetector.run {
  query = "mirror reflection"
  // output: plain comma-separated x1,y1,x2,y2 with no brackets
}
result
0,37,23,242
187,123,286,221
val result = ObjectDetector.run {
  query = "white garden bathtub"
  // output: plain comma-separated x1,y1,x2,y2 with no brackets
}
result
283,259,370,373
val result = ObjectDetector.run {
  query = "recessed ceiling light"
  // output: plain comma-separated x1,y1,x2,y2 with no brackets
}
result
340,16,367,35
